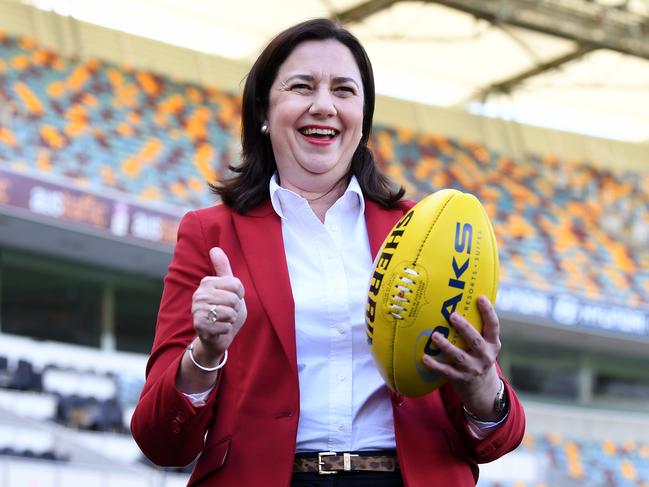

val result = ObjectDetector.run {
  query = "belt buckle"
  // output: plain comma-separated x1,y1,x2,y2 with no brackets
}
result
317,451,337,475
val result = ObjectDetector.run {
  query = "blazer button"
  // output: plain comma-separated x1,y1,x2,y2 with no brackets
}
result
175,411,186,423
171,419,182,434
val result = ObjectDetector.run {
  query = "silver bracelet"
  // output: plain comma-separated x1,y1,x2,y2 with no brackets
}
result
463,379,506,421
187,344,228,372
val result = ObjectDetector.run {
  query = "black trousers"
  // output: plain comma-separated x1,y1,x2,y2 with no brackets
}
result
291,470,404,486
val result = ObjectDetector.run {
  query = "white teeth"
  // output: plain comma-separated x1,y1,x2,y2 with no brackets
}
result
301,127,336,136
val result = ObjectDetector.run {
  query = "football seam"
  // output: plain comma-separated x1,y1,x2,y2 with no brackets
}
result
482,202,499,301
412,192,456,265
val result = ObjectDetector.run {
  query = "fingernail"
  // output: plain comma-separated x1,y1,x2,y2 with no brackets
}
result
479,296,488,305
450,312,460,323
431,331,444,345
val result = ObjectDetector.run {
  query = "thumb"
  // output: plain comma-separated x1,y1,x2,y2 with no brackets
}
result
209,247,233,277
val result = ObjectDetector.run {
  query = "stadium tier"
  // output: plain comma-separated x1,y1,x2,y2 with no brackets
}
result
371,128,649,310
1,31,647,311
2,333,649,486
516,432,649,487
0,31,239,210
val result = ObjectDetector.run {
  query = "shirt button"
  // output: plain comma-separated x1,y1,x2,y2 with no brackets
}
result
337,373,346,382
338,325,347,335
337,424,344,432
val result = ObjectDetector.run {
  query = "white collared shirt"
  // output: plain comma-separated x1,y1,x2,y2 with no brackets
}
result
269,174,396,452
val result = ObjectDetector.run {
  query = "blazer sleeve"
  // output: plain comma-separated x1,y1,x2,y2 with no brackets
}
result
440,365,526,464
130,210,222,467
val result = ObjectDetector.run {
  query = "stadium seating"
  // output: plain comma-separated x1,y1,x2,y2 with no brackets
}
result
497,432,649,487
1,31,647,310
0,424,64,462
0,333,144,468
371,127,649,309
1,332,649,487
0,31,239,210
0,332,195,480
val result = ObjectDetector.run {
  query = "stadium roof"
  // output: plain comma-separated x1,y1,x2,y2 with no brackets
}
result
17,0,649,143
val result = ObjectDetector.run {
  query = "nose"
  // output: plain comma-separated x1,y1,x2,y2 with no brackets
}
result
309,87,336,117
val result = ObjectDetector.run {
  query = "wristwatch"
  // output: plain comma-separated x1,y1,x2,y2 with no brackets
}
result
463,379,508,421
493,379,507,415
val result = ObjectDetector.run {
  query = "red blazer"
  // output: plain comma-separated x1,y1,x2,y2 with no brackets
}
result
131,198,525,486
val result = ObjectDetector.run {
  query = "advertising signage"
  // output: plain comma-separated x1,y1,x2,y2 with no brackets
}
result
497,284,649,338
0,166,181,247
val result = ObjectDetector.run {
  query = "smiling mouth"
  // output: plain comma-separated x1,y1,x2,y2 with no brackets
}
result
298,127,339,140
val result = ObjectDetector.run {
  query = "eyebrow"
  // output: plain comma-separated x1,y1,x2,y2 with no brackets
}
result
285,74,360,88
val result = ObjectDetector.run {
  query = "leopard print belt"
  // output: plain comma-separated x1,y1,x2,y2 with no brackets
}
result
293,451,399,474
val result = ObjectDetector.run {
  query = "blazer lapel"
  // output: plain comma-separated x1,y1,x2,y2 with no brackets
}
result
232,201,297,375
364,199,409,258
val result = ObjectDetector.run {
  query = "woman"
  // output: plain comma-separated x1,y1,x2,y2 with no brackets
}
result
131,18,525,486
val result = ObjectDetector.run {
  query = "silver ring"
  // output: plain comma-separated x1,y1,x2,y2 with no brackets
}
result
208,305,218,324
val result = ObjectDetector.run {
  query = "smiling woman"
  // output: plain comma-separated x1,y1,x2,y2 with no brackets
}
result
266,39,365,219
129,18,525,487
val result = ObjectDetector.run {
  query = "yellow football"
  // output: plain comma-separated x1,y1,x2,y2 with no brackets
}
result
365,189,499,397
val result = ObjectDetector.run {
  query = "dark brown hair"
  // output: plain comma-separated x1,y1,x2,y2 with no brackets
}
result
212,18,404,212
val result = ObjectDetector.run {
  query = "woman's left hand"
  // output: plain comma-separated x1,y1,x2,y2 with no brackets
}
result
422,295,503,421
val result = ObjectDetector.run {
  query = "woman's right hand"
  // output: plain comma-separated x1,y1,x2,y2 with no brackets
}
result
190,247,247,363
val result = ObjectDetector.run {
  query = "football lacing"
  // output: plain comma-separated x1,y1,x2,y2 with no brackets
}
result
389,268,419,320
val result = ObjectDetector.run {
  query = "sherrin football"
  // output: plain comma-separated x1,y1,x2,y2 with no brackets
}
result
365,189,499,397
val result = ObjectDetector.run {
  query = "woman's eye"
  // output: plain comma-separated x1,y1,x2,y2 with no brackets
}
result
335,86,355,95
290,83,312,92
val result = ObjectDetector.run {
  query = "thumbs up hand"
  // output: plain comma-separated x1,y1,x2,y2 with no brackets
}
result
191,247,247,362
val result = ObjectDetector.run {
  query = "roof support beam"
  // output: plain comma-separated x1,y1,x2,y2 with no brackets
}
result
467,43,599,102
420,0,649,60
334,0,649,60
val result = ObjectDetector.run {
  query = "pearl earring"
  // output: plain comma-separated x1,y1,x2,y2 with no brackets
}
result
261,121,269,135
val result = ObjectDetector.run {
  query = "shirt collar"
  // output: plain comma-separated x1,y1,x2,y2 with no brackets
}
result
269,172,365,220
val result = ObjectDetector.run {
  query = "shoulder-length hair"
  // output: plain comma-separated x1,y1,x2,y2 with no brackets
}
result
212,18,404,213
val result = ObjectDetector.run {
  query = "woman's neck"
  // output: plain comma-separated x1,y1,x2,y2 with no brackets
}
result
278,174,348,223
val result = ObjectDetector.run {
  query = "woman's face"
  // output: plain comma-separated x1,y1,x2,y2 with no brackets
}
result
266,39,364,195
